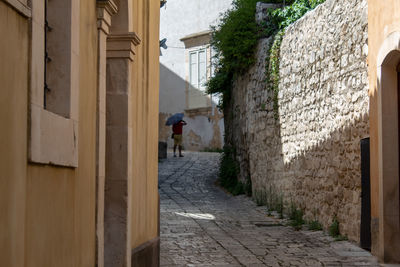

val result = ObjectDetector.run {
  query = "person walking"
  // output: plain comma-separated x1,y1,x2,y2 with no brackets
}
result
172,120,187,157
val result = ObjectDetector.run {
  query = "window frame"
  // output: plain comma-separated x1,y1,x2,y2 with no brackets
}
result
28,0,79,167
189,48,207,90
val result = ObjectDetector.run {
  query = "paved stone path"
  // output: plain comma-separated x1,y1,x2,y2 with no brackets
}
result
159,152,380,266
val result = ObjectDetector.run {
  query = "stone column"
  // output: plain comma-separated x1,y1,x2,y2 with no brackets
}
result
104,32,140,267
96,1,117,267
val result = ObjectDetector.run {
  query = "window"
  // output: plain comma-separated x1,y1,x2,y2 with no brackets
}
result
189,48,207,90
43,0,79,118
29,0,79,167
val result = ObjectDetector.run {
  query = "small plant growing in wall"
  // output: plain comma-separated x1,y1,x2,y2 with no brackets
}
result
328,217,348,241
328,217,340,237
288,202,305,230
278,195,285,218
308,220,323,231
307,208,323,231
261,103,267,111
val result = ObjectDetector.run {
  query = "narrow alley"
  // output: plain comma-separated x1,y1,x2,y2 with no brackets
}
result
159,152,379,266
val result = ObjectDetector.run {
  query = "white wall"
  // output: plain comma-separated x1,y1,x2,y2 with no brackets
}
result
159,0,232,150
159,0,233,82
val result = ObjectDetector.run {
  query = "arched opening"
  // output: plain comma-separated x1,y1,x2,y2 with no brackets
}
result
377,34,400,262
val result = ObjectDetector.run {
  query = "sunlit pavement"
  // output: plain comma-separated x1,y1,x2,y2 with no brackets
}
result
159,151,380,266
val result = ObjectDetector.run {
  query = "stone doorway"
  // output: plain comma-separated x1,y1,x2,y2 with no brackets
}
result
376,32,400,262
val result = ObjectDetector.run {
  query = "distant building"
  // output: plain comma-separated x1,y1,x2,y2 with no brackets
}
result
159,0,233,151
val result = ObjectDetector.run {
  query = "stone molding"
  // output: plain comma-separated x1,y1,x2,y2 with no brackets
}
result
181,33,210,49
107,32,141,61
2,0,31,18
29,105,78,167
376,31,400,262
185,106,212,117
377,31,400,67
96,0,117,34
96,1,118,266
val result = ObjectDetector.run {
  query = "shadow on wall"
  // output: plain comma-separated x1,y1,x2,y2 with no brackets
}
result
159,63,224,151
276,112,369,241
225,82,370,242
222,30,371,242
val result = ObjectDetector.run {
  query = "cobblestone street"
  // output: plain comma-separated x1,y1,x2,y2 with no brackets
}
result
159,152,380,266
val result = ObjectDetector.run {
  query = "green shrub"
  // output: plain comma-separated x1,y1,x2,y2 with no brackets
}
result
207,0,287,108
265,0,326,117
208,0,326,110
265,30,284,118
219,146,240,192
232,182,245,196
218,146,253,197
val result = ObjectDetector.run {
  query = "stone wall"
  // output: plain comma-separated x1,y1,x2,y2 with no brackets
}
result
225,0,369,241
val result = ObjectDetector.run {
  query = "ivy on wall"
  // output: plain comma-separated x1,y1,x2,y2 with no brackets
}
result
207,0,325,110
265,30,284,119
207,0,287,108
265,0,326,117
211,0,326,193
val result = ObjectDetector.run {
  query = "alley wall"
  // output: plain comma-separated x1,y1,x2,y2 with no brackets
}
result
225,0,369,241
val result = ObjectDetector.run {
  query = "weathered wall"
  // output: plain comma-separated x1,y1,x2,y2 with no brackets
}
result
130,0,160,250
367,0,400,261
0,0,161,266
0,1,98,266
25,0,98,266
0,3,29,266
159,107,224,151
226,0,369,242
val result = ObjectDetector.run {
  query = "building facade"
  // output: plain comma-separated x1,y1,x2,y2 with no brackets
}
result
158,0,232,151
368,0,400,263
0,0,160,266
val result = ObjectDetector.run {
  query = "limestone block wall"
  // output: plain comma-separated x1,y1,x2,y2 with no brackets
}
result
225,0,369,241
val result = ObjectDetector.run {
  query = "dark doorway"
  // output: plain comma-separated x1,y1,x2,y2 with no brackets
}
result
360,137,371,251
398,67,400,228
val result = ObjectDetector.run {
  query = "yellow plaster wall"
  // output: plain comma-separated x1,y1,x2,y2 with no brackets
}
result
368,0,400,220
0,3,29,267
0,1,98,266
25,0,98,265
368,0,400,256
130,0,160,249
1,0,161,264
